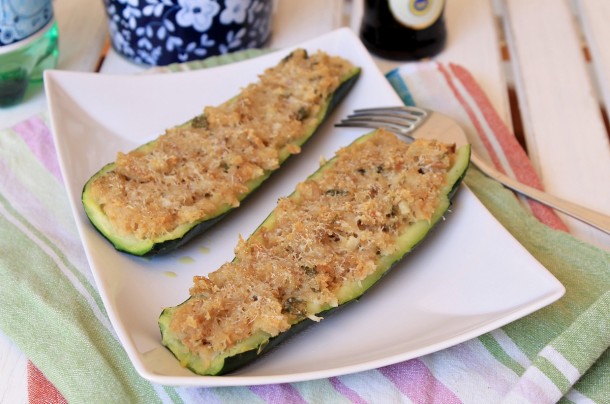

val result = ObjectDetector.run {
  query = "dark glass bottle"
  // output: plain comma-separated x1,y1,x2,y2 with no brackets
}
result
360,0,447,60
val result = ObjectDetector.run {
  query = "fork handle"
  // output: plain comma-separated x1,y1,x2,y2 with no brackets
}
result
471,155,610,235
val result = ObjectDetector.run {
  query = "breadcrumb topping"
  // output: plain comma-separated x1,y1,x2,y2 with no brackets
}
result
169,129,457,365
87,49,356,240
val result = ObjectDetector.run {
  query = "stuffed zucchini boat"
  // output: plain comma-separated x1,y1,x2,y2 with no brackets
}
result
82,49,360,256
159,128,471,375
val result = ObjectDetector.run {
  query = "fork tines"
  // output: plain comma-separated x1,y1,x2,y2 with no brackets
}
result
335,106,429,136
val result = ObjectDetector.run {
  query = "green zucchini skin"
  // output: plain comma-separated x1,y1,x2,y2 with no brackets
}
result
158,134,471,376
81,65,361,257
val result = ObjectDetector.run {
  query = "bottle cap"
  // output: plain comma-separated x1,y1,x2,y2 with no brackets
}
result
0,0,54,51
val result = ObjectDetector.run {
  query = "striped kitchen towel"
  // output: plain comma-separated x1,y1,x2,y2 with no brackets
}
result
0,58,608,403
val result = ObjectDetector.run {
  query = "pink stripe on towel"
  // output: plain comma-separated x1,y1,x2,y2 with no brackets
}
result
249,383,307,404
379,359,462,403
329,376,367,404
13,116,63,183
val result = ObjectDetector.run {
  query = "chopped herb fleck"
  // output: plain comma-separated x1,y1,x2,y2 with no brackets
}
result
295,107,310,121
191,114,209,129
328,232,341,242
281,52,294,63
282,297,306,315
386,205,398,218
301,265,318,277
325,189,349,196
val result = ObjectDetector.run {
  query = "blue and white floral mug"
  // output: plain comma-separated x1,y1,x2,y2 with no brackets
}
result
103,0,273,66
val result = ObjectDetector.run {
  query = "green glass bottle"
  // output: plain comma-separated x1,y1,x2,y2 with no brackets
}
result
0,0,59,107
360,0,447,60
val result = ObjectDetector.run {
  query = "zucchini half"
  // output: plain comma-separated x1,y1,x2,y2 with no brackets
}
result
159,129,471,376
81,50,361,256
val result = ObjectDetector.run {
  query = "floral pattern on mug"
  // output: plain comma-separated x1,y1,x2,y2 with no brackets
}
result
176,0,220,32
103,0,272,66
220,0,251,24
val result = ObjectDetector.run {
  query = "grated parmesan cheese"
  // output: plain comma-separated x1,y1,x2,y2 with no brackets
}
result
170,129,457,363
87,49,356,240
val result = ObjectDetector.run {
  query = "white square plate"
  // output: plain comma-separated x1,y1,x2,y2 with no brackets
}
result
45,28,564,387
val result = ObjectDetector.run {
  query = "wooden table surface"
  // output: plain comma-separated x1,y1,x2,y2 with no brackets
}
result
1,0,608,401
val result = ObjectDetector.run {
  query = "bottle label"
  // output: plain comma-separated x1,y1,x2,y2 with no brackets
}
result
388,0,445,30
0,0,54,47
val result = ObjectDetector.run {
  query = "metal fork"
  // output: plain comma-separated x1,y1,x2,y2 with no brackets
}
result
336,106,610,235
